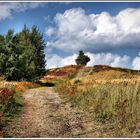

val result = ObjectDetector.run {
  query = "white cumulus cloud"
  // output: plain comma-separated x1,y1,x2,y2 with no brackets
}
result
45,7,140,53
46,52,130,69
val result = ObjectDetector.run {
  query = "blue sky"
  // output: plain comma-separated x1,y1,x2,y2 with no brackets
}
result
0,2,140,69
1,2,140,34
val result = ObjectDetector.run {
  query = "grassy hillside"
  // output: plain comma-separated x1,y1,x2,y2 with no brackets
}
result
41,65,140,137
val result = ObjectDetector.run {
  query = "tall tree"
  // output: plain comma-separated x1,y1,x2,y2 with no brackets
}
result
30,26,46,78
4,30,21,80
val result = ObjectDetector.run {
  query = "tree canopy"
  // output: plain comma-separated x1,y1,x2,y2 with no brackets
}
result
0,25,46,81
75,50,90,66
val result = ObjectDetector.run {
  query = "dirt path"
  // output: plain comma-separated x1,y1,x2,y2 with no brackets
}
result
4,87,119,138
4,87,87,138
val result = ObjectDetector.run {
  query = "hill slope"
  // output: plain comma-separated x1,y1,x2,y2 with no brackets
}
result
41,65,140,84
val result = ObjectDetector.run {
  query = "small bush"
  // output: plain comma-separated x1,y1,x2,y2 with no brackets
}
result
0,87,23,138
4,92,23,117
73,79,81,84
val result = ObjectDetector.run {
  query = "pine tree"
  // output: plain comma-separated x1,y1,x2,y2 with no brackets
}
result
16,25,35,80
4,29,21,80
30,26,46,79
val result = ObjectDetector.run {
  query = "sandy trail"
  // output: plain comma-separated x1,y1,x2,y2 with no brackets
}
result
4,87,88,138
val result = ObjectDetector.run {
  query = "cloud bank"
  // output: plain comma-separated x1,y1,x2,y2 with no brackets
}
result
46,7,140,53
46,52,130,69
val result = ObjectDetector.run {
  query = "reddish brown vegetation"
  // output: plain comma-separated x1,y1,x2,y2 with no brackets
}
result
0,88,14,109
15,82,40,92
